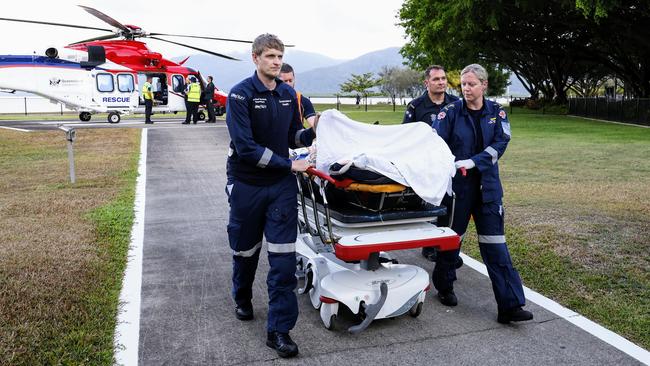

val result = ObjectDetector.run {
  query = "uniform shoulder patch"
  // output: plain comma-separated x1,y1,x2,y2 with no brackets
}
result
499,110,507,119
229,92,246,101
437,111,446,120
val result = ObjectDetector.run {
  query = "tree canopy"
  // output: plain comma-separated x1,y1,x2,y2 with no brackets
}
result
399,0,650,100
339,72,379,96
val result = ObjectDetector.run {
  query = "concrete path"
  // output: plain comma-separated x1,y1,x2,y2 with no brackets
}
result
125,126,647,365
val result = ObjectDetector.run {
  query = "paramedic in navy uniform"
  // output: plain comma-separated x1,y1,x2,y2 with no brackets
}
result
403,65,458,261
225,33,316,358
431,64,533,324
279,63,317,128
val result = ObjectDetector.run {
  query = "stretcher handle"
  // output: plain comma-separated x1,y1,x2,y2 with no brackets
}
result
305,167,355,189
306,167,336,184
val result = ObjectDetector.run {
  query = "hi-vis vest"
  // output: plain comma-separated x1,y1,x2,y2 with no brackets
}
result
296,91,304,127
142,81,153,100
187,83,201,103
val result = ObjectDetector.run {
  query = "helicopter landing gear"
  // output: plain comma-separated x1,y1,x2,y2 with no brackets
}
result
79,112,91,122
107,112,121,124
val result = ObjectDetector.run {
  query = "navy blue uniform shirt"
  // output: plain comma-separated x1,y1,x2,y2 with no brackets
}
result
226,72,316,185
300,94,316,119
432,98,511,202
403,92,459,126
296,92,316,128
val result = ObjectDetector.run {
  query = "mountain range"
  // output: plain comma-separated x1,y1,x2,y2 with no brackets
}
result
176,47,530,96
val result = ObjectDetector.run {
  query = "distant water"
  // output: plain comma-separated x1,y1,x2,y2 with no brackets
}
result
308,96,413,105
308,96,510,106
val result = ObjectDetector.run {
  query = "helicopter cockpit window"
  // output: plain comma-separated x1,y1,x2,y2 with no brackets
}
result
117,74,135,92
96,73,114,92
172,75,185,93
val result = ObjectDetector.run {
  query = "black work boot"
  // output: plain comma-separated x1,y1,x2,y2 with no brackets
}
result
497,307,533,324
235,304,254,321
266,331,299,358
437,289,458,306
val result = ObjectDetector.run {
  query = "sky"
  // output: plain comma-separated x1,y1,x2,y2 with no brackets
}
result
0,0,408,61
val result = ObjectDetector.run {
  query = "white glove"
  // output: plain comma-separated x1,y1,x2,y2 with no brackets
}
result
455,159,475,170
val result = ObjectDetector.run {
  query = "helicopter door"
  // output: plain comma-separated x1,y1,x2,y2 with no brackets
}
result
138,73,168,106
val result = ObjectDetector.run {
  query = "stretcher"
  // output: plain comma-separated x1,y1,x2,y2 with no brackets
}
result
294,165,461,333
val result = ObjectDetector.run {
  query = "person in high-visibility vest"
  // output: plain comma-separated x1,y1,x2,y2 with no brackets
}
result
183,76,201,124
279,63,316,128
142,75,154,124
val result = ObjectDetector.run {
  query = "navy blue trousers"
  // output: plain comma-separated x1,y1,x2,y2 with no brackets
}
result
226,174,298,333
433,180,526,311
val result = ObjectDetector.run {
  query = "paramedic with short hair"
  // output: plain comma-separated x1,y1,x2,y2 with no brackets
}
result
279,63,317,128
225,33,316,358
431,63,533,324
403,65,458,261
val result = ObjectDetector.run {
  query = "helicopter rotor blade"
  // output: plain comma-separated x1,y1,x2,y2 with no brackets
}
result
70,33,121,45
78,5,131,33
148,33,294,47
0,17,112,32
149,33,253,44
149,36,241,61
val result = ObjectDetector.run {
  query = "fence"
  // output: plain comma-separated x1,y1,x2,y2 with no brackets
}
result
568,97,650,126
0,96,76,115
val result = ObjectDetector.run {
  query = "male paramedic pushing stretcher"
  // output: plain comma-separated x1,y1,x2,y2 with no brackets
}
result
225,33,317,358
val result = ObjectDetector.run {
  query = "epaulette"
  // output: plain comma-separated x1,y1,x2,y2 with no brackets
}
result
408,95,424,108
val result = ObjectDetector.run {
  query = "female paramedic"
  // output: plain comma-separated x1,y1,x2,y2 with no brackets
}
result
431,63,533,324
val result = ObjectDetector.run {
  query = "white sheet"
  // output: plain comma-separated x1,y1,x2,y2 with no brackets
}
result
315,109,456,206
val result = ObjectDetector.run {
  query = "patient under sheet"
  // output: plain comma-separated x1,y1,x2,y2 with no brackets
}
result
315,109,456,206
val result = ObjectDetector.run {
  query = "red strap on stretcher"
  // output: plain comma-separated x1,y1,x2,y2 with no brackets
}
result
305,167,355,189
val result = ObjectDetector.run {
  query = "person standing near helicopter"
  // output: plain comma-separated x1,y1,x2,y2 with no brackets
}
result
204,76,217,123
183,76,201,124
142,75,154,124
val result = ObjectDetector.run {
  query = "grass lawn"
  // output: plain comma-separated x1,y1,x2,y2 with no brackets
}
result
317,103,650,349
0,103,647,363
0,128,140,365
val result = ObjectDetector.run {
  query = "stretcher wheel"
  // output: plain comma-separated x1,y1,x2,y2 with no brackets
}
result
320,302,339,330
409,301,423,317
326,315,337,331
455,256,464,269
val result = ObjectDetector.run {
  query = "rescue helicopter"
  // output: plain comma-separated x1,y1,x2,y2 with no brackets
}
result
0,5,253,123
